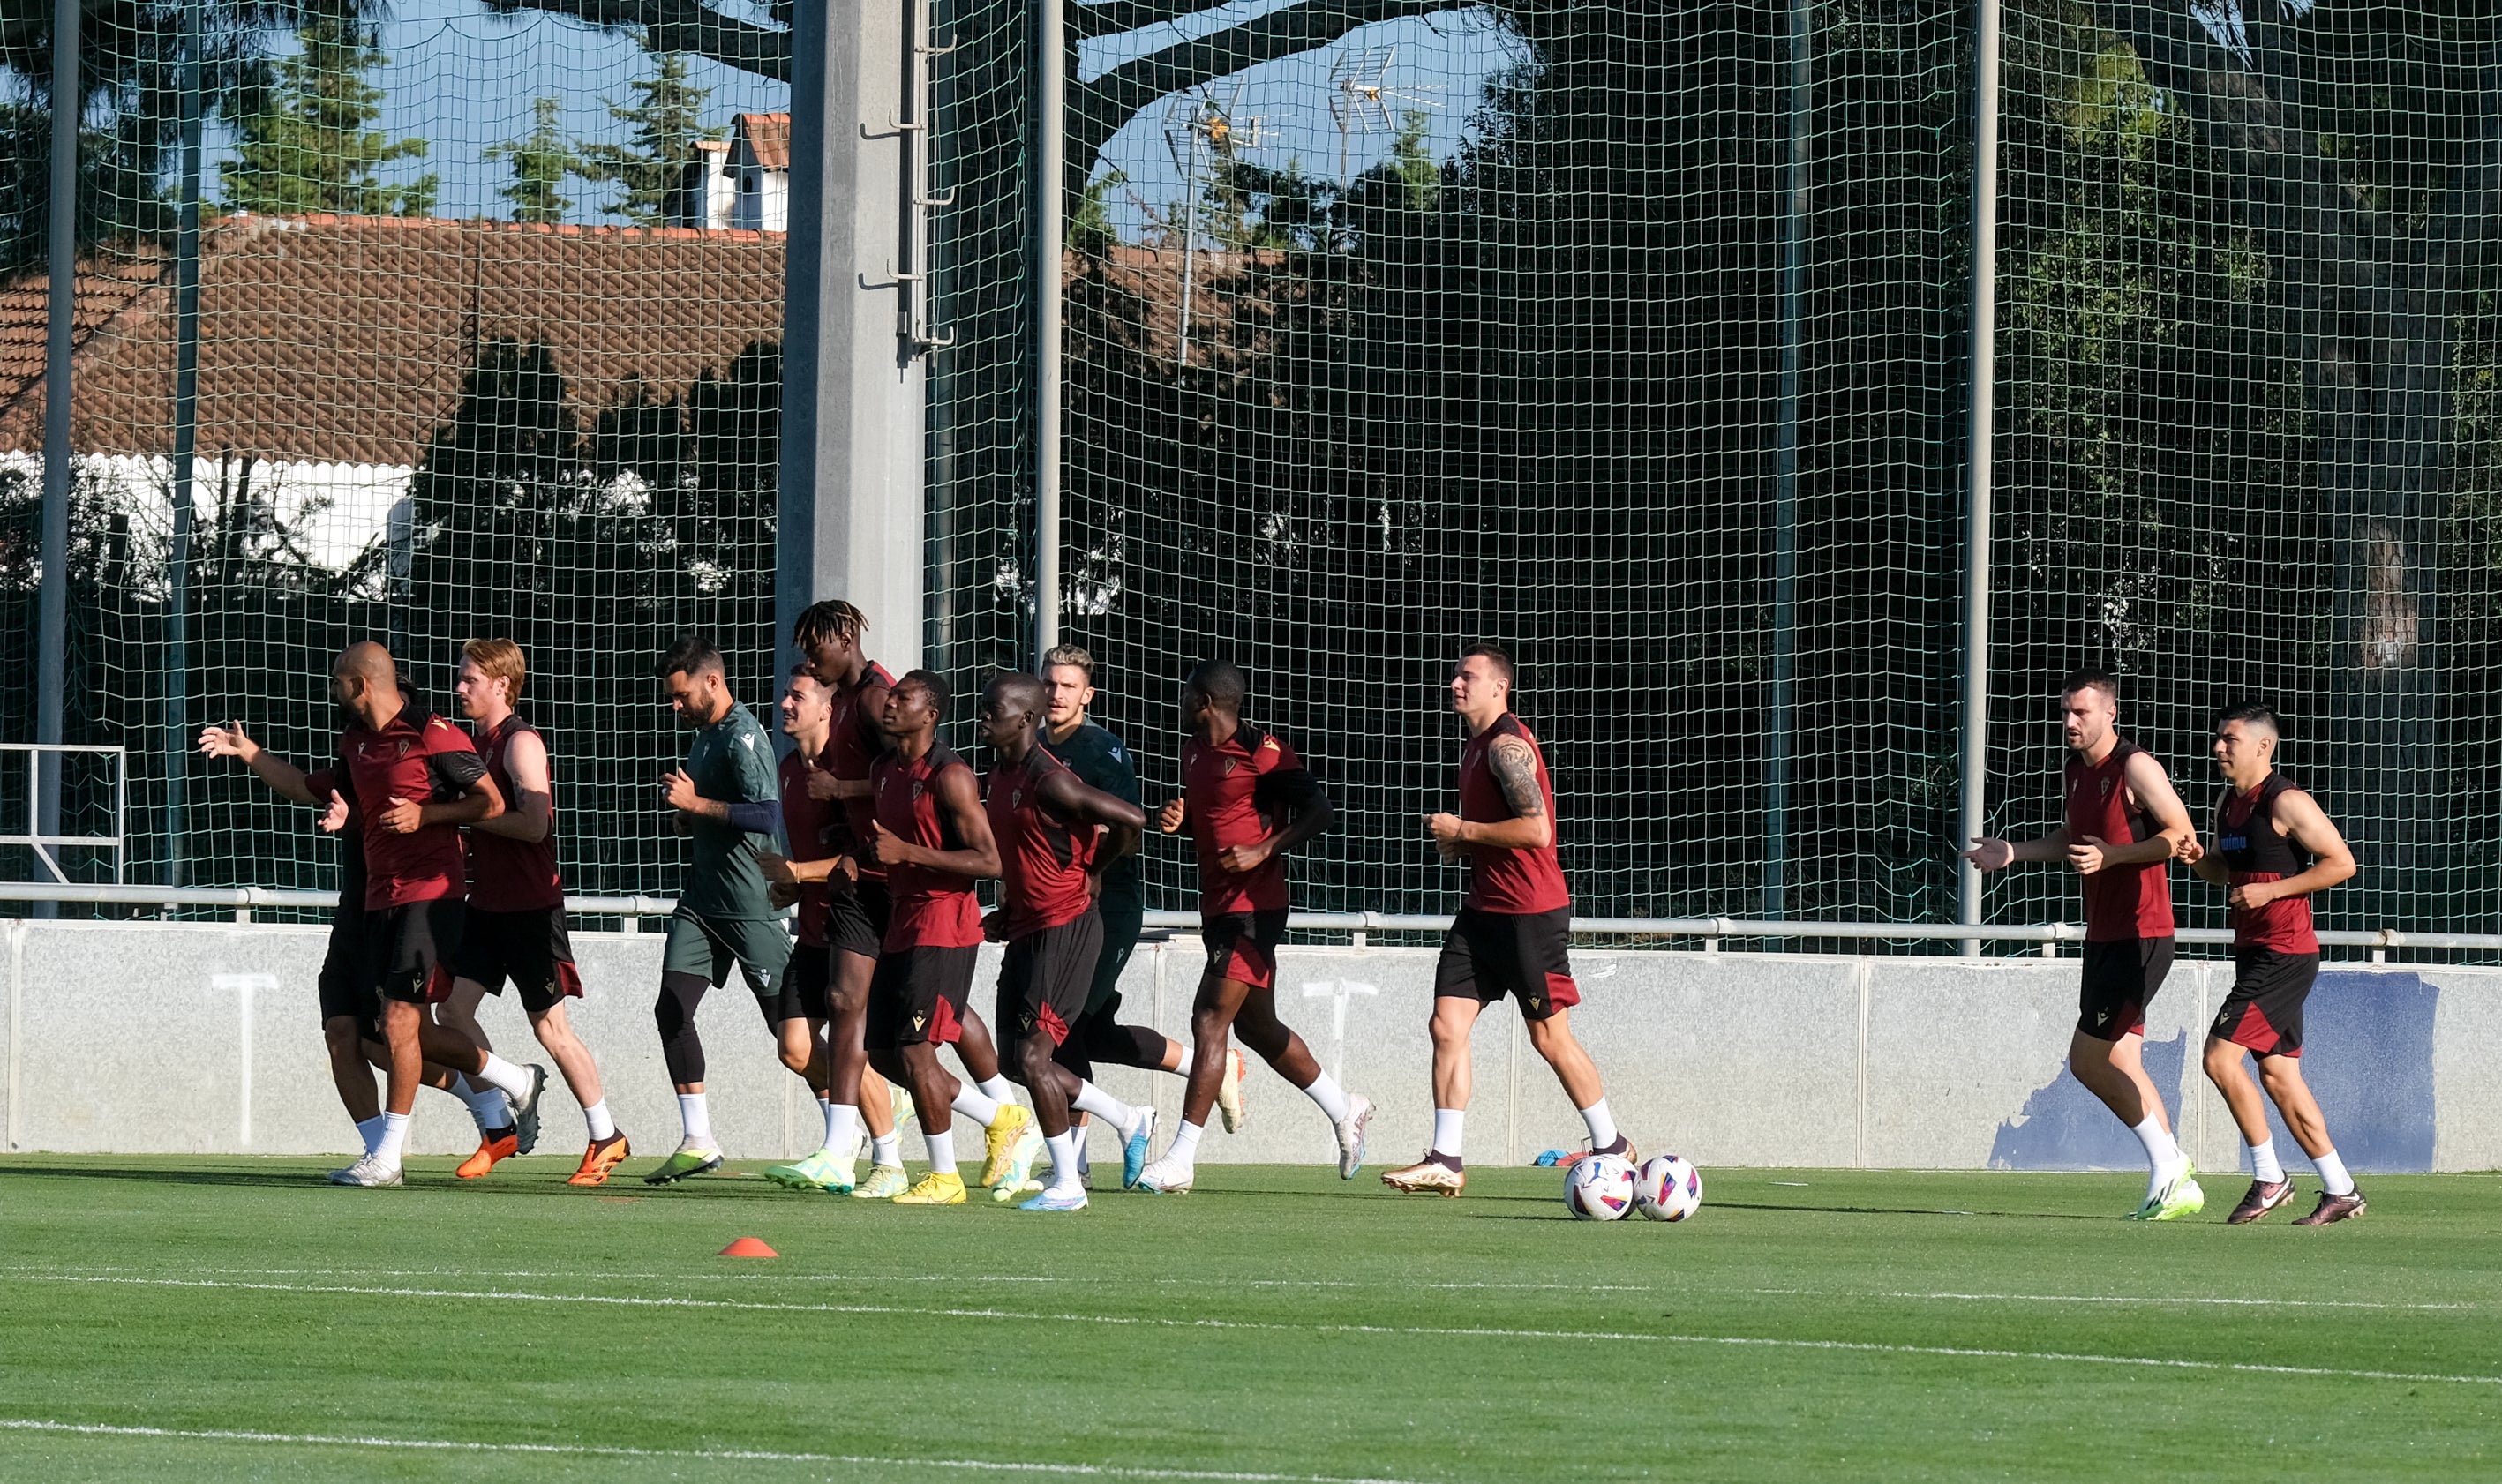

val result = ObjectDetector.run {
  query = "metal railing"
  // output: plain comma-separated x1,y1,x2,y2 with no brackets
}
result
1,882,2496,963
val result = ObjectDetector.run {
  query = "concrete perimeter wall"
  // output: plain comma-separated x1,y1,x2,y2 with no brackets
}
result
5,920,2496,1173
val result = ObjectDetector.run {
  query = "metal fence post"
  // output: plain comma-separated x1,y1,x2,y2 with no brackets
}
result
1957,0,2002,957
1034,0,1064,663
36,0,79,918
166,0,204,889
1766,0,1812,920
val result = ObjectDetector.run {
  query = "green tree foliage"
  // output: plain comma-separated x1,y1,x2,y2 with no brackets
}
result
219,15,435,217
486,96,585,224
577,50,718,227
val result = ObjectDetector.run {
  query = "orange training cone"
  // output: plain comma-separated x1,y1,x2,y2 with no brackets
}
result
718,1237,778,1259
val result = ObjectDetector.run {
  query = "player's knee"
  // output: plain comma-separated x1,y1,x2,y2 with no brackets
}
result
1016,1036,1058,1085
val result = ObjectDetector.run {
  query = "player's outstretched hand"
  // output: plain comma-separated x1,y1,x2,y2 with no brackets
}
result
1158,797,1186,834
661,768,702,813
1960,836,2014,872
375,796,425,835
2066,834,2108,876
198,721,254,760
317,789,350,834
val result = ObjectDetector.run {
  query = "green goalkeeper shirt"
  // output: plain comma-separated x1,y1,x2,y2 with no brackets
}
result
679,701,783,920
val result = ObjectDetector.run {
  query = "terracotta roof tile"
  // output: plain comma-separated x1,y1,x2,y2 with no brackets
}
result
737,113,792,170
0,214,785,467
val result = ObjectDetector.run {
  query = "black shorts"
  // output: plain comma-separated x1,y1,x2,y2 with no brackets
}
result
1201,908,1289,992
867,943,979,1048
780,942,837,1023
1435,905,1580,1020
366,898,464,1006
450,904,582,1016
823,877,892,961
998,912,1103,1046
2077,937,2174,1042
2213,948,2319,1059
318,905,379,1038
1084,887,1145,1017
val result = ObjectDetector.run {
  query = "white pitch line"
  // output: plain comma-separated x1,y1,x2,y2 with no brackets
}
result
22,1274,2502,1389
1752,1287,2478,1314
0,1419,1433,1483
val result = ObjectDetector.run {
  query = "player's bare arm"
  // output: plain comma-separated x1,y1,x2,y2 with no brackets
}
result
1038,767,1148,840
2229,789,2355,911
1427,735,1550,852
199,722,320,805
1222,770,1332,874
2068,752,2194,874
378,772,503,836
475,727,551,843
869,766,1003,879
1960,825,2071,873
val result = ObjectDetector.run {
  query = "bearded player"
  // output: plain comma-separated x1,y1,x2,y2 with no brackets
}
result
1134,661,1372,1195
1384,647,1632,1196
978,673,1161,1209
1961,670,2202,1219
2182,704,2364,1225
439,638,630,1186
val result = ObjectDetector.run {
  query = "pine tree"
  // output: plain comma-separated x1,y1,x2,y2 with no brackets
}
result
219,17,436,216
487,98,585,225
579,51,718,227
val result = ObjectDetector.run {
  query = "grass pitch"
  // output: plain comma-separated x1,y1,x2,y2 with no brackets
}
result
1,1157,2497,1482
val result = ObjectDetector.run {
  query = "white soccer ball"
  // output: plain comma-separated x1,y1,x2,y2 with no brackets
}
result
1632,1154,1703,1222
1564,1152,1637,1221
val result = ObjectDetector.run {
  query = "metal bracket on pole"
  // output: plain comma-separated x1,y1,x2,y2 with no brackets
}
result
884,0,950,356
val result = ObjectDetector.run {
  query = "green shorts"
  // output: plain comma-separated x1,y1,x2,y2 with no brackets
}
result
663,907,793,1000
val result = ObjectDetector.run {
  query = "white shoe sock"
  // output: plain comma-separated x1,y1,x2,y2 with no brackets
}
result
582,1099,616,1143
870,1132,901,1166
823,1101,861,1159
977,1075,1018,1107
1578,1098,1619,1150
1071,1081,1139,1133
2131,1113,2184,1199
1301,1072,1350,1124
924,1128,958,1177
677,1091,714,1147
952,1086,1001,1126
1045,1130,1082,1194
474,1053,535,1101
2312,1147,2355,1196
1167,1119,1205,1166
455,1076,507,1133
2249,1137,2285,1185
355,1114,386,1157
1431,1107,1466,1160
374,1111,410,1166
1171,1046,1195,1076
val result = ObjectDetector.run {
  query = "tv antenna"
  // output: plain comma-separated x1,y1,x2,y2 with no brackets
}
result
1162,85,1265,365
1327,46,1445,198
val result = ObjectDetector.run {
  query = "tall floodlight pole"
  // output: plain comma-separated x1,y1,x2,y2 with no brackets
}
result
1957,0,2002,957
1765,0,1811,921
1034,0,1064,661
167,0,204,888
37,0,79,911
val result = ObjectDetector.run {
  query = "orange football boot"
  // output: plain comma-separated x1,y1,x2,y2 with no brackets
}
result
567,1132,633,1187
455,1128,519,1180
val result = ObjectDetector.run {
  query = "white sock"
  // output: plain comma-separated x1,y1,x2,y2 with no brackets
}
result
1579,1098,1619,1150
1045,1130,1082,1194
1071,1081,1141,1136
2249,1137,2285,1185
474,1053,536,1101
924,1128,957,1177
2130,1113,2183,1177
1166,1119,1205,1166
355,1114,386,1157
1302,1072,1351,1124
582,1099,615,1143
871,1131,902,1166
1431,1107,1466,1160
456,1076,507,1133
1171,1046,1195,1076
822,1100,861,1158
2313,1147,2355,1196
952,1086,1001,1126
374,1111,410,1165
977,1075,1018,1107
677,1091,713,1146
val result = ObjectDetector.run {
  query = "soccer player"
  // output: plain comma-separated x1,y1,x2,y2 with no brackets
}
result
317,641,545,1186
1959,670,2203,1218
788,600,1034,1197
2181,703,2364,1225
756,662,902,1194
438,638,628,1186
861,670,1011,1205
1039,646,1243,1182
1134,661,1372,1195
1383,647,1632,1197
978,673,1161,1209
642,635,820,1186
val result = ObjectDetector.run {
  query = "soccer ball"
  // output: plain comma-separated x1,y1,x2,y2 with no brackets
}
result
1564,1152,1637,1220
1632,1155,1703,1222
